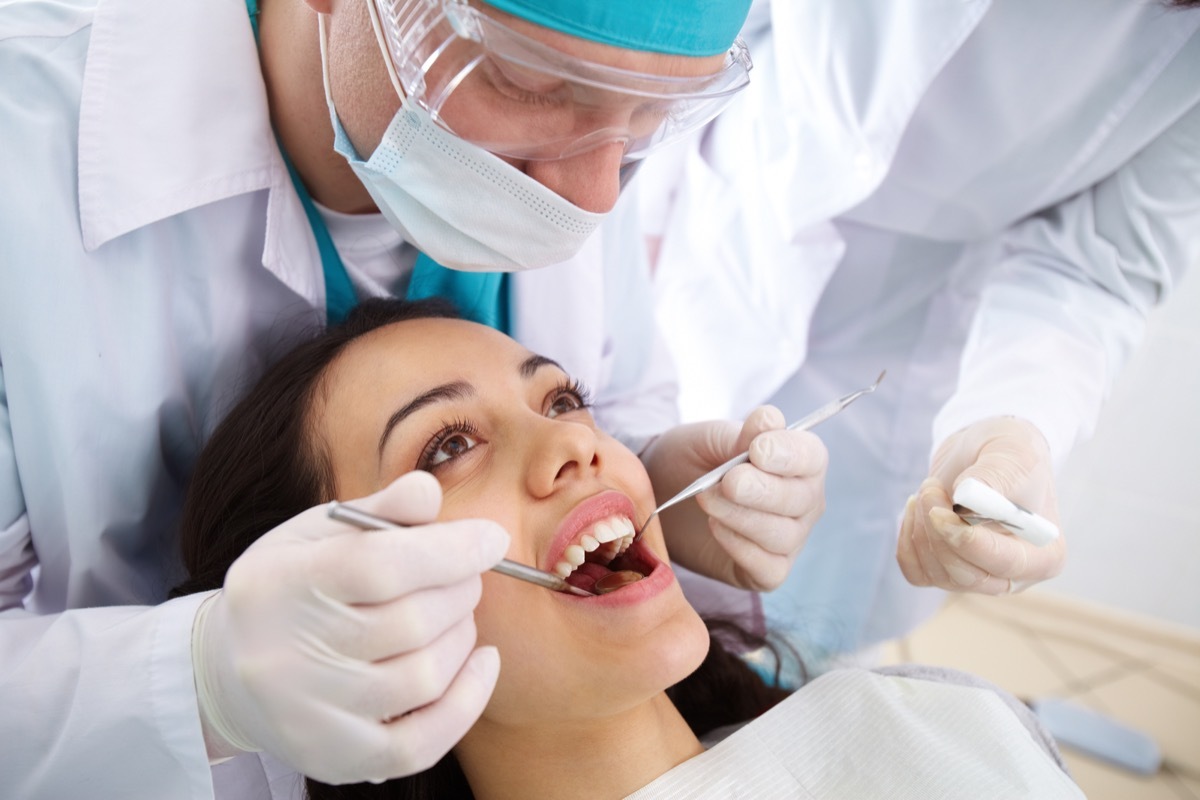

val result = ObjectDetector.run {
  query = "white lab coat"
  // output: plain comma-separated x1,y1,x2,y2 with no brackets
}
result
0,1,675,798
640,0,1200,658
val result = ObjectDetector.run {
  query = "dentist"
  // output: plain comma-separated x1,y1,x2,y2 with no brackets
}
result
0,1,827,797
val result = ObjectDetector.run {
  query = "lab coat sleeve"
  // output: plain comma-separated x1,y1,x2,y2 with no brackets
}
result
592,186,682,452
0,367,217,799
932,100,1200,468
0,366,33,609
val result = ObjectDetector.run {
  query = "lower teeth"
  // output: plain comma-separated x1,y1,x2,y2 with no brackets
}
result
593,570,645,595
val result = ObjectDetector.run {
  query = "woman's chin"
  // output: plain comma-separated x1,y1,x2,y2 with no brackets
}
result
480,604,710,728
608,606,711,703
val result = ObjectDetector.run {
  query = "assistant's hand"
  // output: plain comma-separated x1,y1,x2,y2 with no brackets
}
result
642,406,828,591
896,416,1067,595
190,471,509,784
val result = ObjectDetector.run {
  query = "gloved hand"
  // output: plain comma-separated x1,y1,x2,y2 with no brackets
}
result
896,416,1067,595
641,406,827,591
191,471,509,784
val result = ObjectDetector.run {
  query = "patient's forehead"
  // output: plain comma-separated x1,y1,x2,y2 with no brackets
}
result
344,316,524,369
318,316,537,411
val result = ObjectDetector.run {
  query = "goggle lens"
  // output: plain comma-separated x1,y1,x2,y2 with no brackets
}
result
370,0,751,162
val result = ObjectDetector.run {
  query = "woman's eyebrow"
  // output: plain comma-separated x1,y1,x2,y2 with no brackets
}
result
377,380,474,456
520,354,563,379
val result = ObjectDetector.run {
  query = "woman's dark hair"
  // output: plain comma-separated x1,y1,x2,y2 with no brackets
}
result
171,297,461,598
172,296,794,800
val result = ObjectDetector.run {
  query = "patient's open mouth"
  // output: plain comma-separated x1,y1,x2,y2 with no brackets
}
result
550,514,654,596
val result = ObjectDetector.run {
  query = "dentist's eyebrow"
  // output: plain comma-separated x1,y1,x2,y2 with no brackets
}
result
519,354,563,379
377,380,475,456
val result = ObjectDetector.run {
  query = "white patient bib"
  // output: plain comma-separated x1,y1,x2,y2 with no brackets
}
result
628,669,1084,799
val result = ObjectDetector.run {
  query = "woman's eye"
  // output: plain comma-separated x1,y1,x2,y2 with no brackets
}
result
545,379,592,419
547,392,584,418
425,432,480,468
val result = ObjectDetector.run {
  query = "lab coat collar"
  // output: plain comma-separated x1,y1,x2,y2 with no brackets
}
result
77,0,320,301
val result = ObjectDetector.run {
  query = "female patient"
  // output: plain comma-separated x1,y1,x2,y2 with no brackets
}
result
174,299,1083,799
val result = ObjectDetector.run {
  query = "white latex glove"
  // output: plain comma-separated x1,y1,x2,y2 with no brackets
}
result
896,416,1067,596
191,471,509,784
642,406,828,591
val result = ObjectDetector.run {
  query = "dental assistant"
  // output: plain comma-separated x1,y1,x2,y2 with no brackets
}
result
640,0,1200,664
0,0,829,797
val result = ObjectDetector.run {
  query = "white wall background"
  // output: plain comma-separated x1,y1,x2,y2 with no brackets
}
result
1053,264,1200,631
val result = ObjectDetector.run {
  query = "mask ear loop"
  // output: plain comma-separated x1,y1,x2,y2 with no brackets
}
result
317,14,338,115
362,0,408,100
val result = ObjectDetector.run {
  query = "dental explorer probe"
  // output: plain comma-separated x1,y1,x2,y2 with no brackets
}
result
635,370,887,539
327,502,597,597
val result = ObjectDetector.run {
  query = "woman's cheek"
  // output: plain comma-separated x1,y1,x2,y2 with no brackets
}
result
472,573,510,649
471,572,541,718
609,443,657,507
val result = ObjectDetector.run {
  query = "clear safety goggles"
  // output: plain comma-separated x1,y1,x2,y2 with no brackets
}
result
365,0,752,162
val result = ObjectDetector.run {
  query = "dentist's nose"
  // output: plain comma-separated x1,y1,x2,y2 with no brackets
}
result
523,142,625,214
526,419,601,498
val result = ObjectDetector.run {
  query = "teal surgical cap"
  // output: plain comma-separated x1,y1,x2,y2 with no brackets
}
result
479,0,752,57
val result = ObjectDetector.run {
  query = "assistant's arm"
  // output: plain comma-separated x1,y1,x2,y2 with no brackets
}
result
934,100,1200,467
899,100,1200,595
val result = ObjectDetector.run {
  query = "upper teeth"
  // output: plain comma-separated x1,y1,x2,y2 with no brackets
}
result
552,515,635,579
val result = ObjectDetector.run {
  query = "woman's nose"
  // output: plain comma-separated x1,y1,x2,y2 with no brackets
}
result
522,142,625,213
525,418,601,498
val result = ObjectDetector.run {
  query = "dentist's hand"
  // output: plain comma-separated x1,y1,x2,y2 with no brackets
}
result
896,416,1067,595
191,471,509,784
642,406,828,591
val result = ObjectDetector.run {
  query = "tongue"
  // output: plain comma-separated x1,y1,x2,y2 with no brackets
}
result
565,561,614,594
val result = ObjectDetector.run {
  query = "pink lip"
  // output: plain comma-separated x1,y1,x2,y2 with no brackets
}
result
544,491,676,607
545,490,638,571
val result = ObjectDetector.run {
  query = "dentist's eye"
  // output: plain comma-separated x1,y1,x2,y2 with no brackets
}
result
546,378,593,418
482,58,568,108
418,420,481,471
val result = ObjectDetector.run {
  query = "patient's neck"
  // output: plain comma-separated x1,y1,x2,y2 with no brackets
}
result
455,692,703,799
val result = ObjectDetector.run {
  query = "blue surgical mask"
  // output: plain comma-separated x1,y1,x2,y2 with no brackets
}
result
319,16,605,273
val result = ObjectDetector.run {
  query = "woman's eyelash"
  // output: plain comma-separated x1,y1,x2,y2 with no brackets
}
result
553,378,593,409
417,417,480,472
